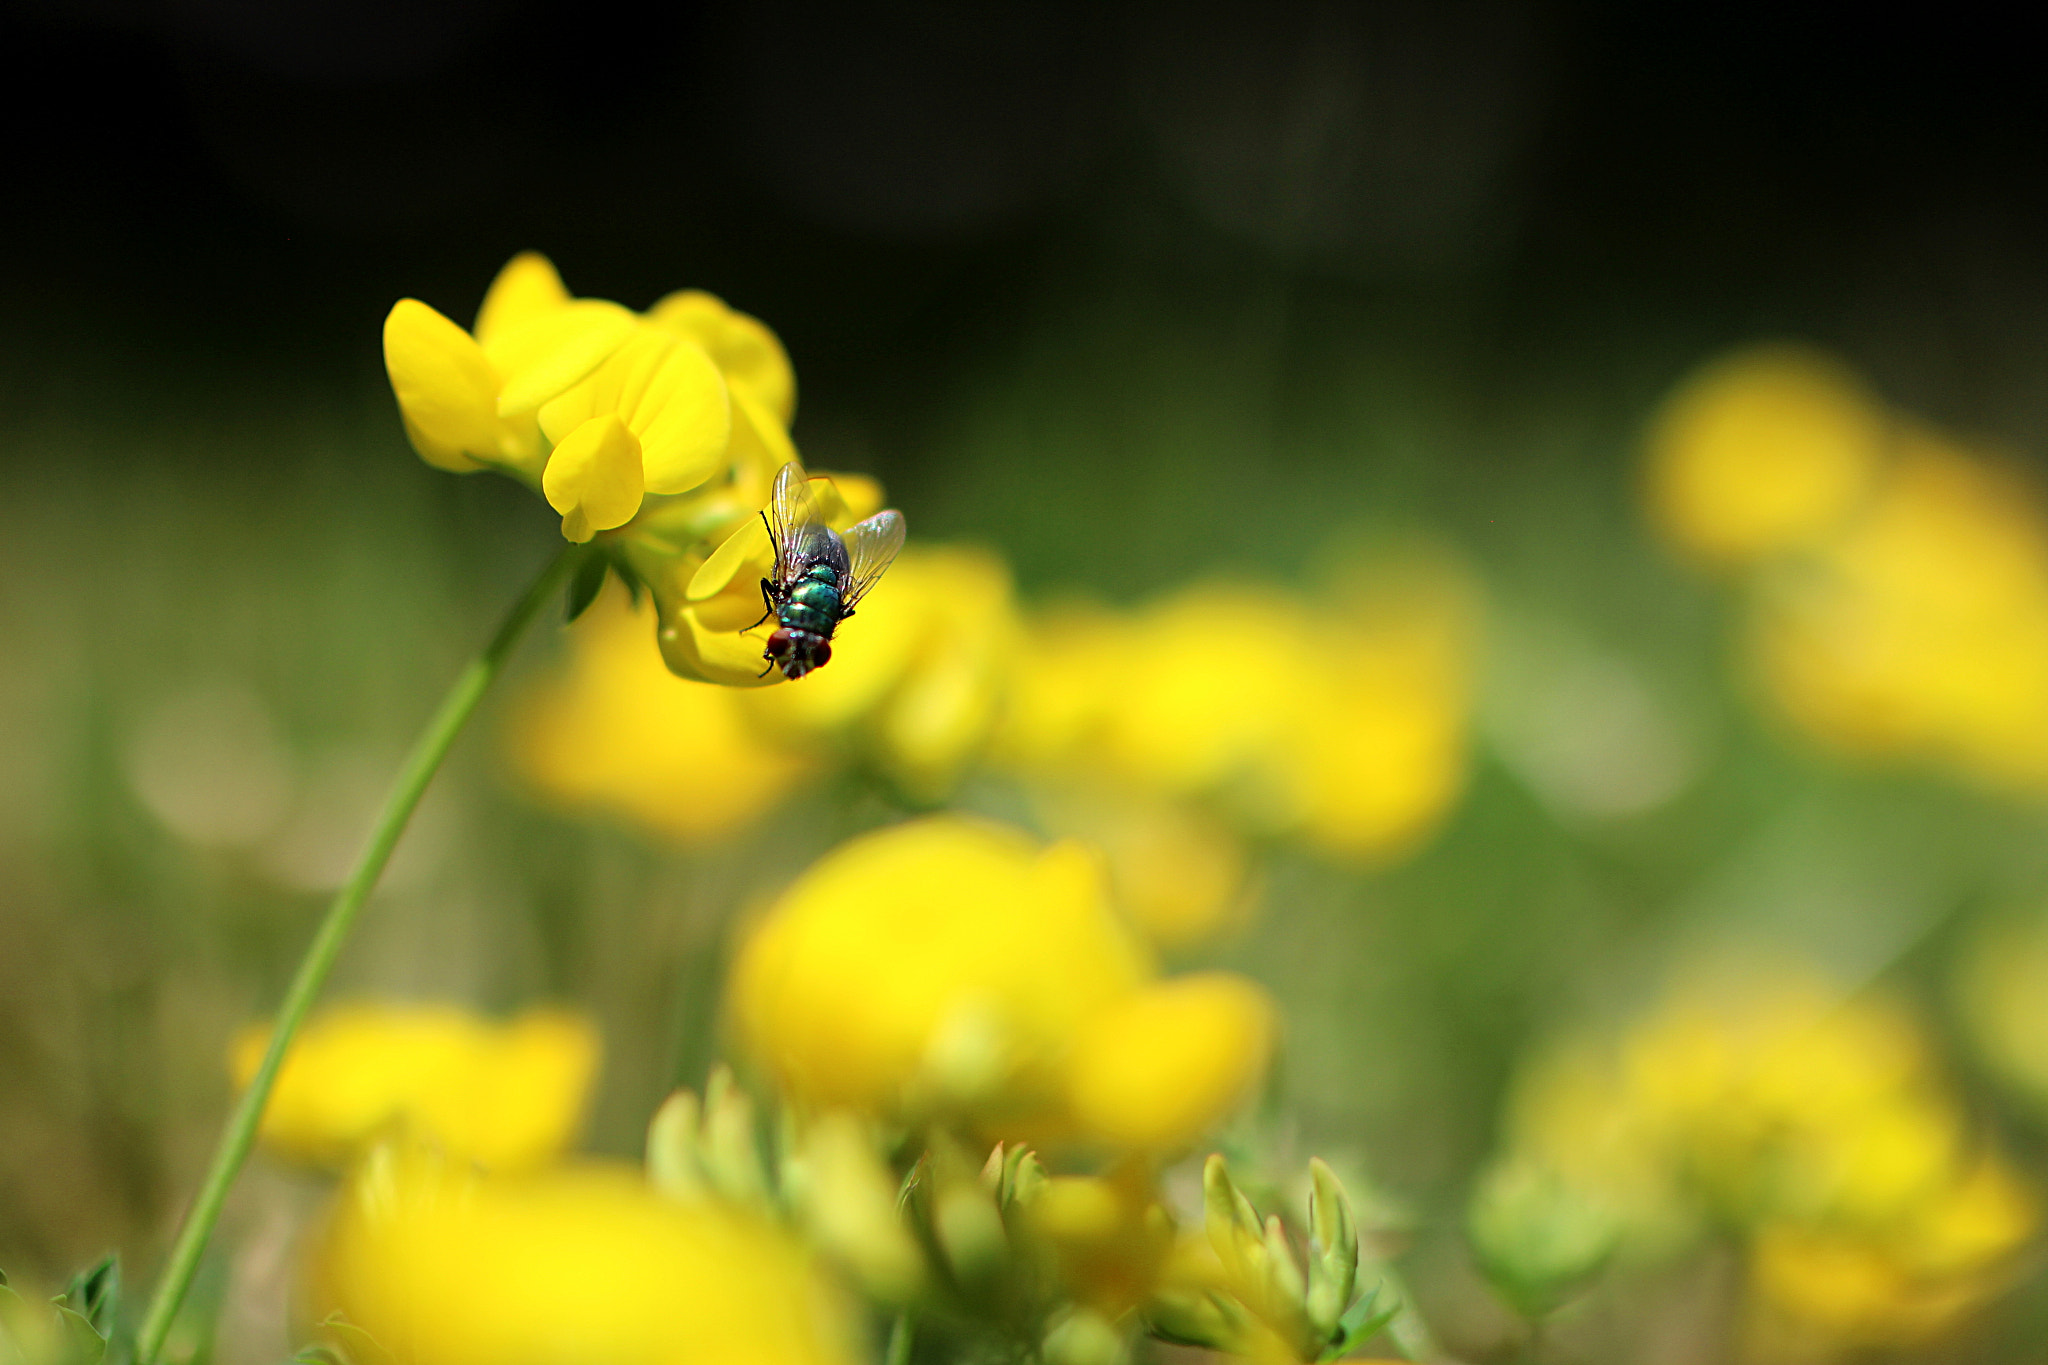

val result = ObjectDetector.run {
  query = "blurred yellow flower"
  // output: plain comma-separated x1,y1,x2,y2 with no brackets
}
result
997,560,1477,864
313,1144,856,1365
1025,1168,1176,1317
511,585,812,838
1064,973,1275,1153
727,816,1275,1151
1036,791,1251,951
1749,431,2048,791
232,1003,598,1171
1497,960,2035,1348
1644,343,1886,566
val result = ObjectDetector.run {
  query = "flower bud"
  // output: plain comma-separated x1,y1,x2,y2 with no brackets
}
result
1305,1157,1360,1339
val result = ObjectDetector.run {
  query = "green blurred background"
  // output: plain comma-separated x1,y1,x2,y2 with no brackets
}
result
8,4,2048,1359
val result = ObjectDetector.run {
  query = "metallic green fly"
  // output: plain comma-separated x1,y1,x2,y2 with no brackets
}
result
754,460,907,680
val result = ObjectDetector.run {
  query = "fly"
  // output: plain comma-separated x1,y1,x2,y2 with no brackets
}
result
755,460,906,680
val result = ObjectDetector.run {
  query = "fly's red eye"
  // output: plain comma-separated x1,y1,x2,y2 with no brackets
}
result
767,629,793,652
810,640,831,667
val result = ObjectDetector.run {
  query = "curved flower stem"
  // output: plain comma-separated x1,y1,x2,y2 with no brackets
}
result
135,543,583,1365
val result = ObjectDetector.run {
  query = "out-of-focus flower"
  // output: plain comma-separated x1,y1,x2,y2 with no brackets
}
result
231,1003,598,1171
1749,431,2048,792
997,558,1478,865
726,816,1275,1151
1643,346,2048,796
1644,343,1887,566
1064,974,1275,1153
740,544,1021,800
311,1143,856,1365
511,586,813,838
1036,791,1252,952
1491,961,2035,1349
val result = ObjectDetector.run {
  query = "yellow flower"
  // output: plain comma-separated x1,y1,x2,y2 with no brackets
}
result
510,584,813,838
1497,959,2037,1347
1644,343,1887,565
312,1144,856,1365
1024,1168,1176,1317
729,816,1147,1123
998,562,1477,863
1035,791,1252,951
1749,430,2048,791
644,467,882,687
739,543,1020,799
383,253,638,479
383,253,826,680
728,817,1276,1151
231,1003,598,1170
1064,973,1275,1153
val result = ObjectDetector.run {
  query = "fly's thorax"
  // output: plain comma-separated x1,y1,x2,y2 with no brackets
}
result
779,567,844,636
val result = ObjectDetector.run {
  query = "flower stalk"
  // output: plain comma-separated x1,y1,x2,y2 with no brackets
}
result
134,543,584,1365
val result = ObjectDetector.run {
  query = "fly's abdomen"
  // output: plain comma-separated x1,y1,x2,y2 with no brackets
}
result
779,571,843,636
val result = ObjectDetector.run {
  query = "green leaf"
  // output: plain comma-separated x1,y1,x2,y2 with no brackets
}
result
564,550,609,622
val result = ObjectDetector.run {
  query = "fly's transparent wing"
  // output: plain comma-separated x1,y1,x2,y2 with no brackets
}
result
841,509,907,608
766,460,824,583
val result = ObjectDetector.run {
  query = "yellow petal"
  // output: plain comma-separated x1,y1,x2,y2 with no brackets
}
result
536,328,667,448
1066,973,1276,1151
629,339,733,495
729,381,798,486
648,289,797,425
493,301,639,417
400,412,482,474
657,607,784,688
689,516,774,601
383,299,500,457
474,251,571,349
544,415,645,544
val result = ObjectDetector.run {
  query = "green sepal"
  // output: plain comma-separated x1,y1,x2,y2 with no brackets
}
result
49,1308,105,1365
1317,1284,1397,1362
563,549,609,622
57,1257,118,1339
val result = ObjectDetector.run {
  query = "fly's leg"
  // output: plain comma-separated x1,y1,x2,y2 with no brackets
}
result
745,578,779,633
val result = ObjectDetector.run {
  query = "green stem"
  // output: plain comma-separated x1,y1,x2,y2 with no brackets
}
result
882,1313,913,1365
135,544,581,1365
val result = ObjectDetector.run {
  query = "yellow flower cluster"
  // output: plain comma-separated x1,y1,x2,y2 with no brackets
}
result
232,1004,599,1171
727,816,1275,1154
512,544,1479,946
1494,963,2035,1348
385,252,831,686
1647,342,2048,792
312,1145,855,1365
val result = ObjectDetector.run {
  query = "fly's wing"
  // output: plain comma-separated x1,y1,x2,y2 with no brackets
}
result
841,509,907,608
766,460,825,583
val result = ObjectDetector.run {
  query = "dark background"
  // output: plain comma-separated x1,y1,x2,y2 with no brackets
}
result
7,1,2048,544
